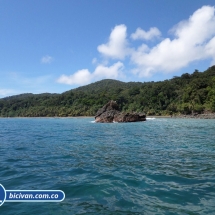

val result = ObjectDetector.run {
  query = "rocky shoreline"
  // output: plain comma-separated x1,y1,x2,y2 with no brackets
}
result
173,113,215,119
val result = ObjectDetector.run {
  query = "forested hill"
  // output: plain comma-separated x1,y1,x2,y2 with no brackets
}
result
72,79,144,93
1,66,215,117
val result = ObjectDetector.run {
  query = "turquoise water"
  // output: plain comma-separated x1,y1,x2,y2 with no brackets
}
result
0,117,215,214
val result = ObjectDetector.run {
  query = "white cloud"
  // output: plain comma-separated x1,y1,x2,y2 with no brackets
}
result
131,27,161,40
0,89,15,97
205,36,215,65
41,55,53,64
57,62,124,85
22,75,52,86
93,62,124,79
57,69,92,85
92,58,97,64
130,5,215,77
57,5,215,84
97,24,129,59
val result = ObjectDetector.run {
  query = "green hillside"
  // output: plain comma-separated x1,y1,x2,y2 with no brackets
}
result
72,79,143,93
0,66,215,117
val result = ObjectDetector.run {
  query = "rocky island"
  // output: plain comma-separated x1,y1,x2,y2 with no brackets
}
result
95,100,146,123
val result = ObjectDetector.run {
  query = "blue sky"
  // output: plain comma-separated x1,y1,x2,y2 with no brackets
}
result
1,0,215,97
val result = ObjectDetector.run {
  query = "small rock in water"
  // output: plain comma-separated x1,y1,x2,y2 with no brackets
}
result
95,100,146,123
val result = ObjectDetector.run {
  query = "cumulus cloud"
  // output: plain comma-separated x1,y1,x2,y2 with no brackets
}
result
57,69,92,85
131,27,161,40
130,5,215,77
97,24,129,59
57,62,124,85
93,62,124,79
41,55,53,64
57,5,215,85
205,36,215,64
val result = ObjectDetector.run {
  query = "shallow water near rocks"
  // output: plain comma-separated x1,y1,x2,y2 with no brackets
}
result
0,118,215,214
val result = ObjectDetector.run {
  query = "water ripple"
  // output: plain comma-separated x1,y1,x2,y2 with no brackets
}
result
0,118,215,214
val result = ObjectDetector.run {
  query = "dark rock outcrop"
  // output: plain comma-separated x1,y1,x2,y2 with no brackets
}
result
95,100,146,123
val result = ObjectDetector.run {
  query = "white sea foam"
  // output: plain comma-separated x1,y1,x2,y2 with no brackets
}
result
90,120,95,123
146,117,156,120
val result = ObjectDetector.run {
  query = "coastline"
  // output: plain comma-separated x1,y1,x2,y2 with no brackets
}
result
147,115,171,118
172,113,215,119
0,116,94,119
147,113,215,119
1,114,215,119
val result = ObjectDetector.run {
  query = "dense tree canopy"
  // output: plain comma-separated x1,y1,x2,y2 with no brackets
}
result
1,66,215,117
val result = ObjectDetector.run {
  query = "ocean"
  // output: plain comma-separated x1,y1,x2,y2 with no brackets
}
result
0,117,215,214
